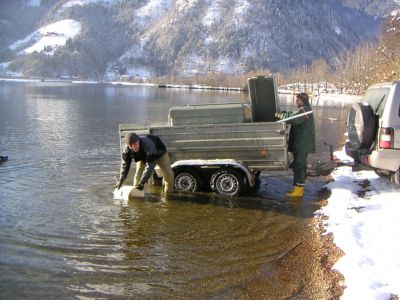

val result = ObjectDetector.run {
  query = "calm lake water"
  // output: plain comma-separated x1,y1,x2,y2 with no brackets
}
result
0,81,349,299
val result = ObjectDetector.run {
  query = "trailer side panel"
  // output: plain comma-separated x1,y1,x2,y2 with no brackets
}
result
119,122,288,172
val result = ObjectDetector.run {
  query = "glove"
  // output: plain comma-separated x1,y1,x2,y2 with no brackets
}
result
275,112,284,119
134,183,144,191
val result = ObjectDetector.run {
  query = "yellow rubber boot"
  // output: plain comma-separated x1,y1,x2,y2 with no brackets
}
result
286,186,304,197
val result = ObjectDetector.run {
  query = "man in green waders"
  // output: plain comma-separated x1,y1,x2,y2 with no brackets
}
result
275,92,315,197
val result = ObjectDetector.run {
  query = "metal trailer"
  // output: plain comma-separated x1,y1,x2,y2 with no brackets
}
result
118,75,289,196
118,121,289,196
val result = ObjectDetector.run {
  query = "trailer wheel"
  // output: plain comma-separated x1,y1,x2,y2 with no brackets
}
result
213,169,244,196
174,169,201,192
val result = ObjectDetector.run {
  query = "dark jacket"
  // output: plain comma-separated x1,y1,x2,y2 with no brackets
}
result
281,103,316,154
119,134,167,184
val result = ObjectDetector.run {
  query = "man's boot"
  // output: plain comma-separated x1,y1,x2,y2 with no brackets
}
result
286,186,304,197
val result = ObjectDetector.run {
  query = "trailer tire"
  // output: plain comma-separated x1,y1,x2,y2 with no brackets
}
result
212,168,244,196
347,102,376,149
174,169,202,192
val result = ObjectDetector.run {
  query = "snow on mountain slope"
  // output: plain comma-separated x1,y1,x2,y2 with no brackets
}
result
175,0,199,15
62,0,115,8
135,0,173,26
202,0,224,27
24,0,41,7
9,19,81,55
4,0,396,78
234,0,250,17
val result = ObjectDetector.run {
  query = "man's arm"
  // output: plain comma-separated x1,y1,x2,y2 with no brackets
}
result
138,161,156,186
284,107,312,125
118,146,132,187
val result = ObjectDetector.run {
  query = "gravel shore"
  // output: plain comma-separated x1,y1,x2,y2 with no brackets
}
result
242,190,346,300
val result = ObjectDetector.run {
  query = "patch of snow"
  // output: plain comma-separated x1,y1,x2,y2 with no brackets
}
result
71,80,98,84
335,26,342,35
387,27,398,33
106,42,155,80
107,34,156,80
110,81,156,87
117,35,149,63
120,42,147,61
175,0,199,14
391,9,400,17
10,19,81,55
241,47,253,60
135,0,173,26
62,0,115,8
202,1,223,27
126,66,153,78
234,0,249,16
23,0,41,7
179,52,246,75
216,57,245,74
204,36,214,45
0,78,41,82
0,61,11,69
202,0,250,28
181,53,203,74
316,147,400,299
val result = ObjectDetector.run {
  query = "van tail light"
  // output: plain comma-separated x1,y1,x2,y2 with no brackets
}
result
379,127,394,149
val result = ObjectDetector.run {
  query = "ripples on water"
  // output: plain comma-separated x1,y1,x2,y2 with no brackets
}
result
0,82,347,298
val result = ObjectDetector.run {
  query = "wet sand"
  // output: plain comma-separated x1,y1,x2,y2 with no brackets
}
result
287,189,346,300
238,188,345,300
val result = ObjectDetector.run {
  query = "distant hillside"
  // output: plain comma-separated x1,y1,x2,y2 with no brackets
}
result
369,9,400,82
342,0,400,16
0,0,398,79
0,0,58,62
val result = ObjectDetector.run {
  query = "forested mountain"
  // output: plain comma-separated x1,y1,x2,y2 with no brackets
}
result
342,0,400,16
0,0,398,79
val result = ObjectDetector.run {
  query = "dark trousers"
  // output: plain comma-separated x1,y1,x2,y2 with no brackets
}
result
292,152,308,186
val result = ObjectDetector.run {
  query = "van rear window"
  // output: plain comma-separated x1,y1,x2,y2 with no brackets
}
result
364,87,390,117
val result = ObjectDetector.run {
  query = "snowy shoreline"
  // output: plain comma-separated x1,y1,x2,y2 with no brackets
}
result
316,148,400,299
0,77,363,103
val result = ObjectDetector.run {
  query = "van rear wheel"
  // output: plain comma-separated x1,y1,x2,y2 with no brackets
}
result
347,102,376,149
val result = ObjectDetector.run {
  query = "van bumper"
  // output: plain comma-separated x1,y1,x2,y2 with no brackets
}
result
369,149,400,172
346,142,400,172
